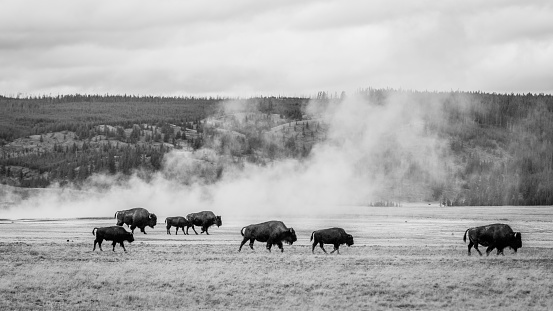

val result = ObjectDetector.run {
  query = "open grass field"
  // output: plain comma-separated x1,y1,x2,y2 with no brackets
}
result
1,205,553,310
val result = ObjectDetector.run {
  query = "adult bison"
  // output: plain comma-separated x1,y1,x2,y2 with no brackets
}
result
92,226,134,252
463,223,522,256
239,220,297,252
186,211,222,235
115,207,157,234
311,227,354,254
165,216,192,235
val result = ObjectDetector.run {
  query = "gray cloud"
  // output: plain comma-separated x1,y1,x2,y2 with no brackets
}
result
1,0,552,96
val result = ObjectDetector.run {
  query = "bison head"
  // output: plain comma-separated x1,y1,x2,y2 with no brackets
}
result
115,211,124,226
282,228,297,245
215,216,222,227
127,233,135,243
148,213,157,228
345,234,354,246
510,232,522,252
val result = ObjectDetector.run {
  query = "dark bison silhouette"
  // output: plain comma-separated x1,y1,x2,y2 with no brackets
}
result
311,227,354,254
115,207,157,234
165,216,192,235
239,220,297,252
463,223,522,256
92,226,134,252
186,211,222,235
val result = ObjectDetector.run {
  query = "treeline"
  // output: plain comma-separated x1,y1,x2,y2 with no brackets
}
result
0,136,169,188
0,95,307,189
0,95,305,143
3,90,553,206
357,89,553,206
202,115,323,163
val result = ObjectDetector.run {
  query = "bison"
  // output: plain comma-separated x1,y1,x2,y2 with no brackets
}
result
239,220,297,252
311,227,354,254
92,226,134,252
115,207,157,234
463,223,522,256
186,211,222,235
165,216,192,235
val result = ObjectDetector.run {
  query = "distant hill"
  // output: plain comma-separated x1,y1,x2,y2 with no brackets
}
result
1,91,553,206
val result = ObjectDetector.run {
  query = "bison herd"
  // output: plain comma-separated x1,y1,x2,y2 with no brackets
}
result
93,207,523,256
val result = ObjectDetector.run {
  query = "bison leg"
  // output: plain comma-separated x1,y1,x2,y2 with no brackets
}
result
330,244,340,254
276,241,284,252
94,239,103,251
140,227,147,234
190,226,198,235
180,227,186,235
472,243,483,256
175,228,179,235
485,246,495,256
120,242,127,252
249,238,255,250
496,248,504,256
204,226,210,235
266,242,272,252
112,241,117,252
239,237,247,252
166,225,171,235
130,225,136,234
318,242,328,254
311,241,317,254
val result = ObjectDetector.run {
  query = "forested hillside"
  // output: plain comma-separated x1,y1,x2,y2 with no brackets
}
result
1,90,552,206
357,89,553,206
0,95,308,187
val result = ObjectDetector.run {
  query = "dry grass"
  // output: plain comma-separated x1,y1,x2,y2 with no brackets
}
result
1,243,553,310
1,206,553,310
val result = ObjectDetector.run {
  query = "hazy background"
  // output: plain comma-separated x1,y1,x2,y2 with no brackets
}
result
1,93,451,219
1,0,552,97
2,1,552,219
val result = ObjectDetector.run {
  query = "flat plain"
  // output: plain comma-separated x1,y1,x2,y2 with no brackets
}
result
1,205,553,310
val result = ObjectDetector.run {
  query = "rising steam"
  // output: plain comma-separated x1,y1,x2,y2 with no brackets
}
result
1,92,453,219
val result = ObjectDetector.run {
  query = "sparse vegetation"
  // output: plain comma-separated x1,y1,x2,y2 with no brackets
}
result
2,243,552,310
2,90,553,205
1,205,552,310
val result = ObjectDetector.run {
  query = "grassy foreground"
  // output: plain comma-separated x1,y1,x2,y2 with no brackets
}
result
1,241,552,310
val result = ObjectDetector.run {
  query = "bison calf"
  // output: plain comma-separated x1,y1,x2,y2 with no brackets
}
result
239,220,297,252
463,223,522,256
92,226,134,252
311,228,354,254
165,216,192,235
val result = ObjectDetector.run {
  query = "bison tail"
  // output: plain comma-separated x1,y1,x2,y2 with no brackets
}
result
92,228,97,236
310,231,315,242
240,226,246,236
463,229,469,243
114,211,118,219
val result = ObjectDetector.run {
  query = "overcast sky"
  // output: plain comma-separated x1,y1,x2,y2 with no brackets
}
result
1,0,552,97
